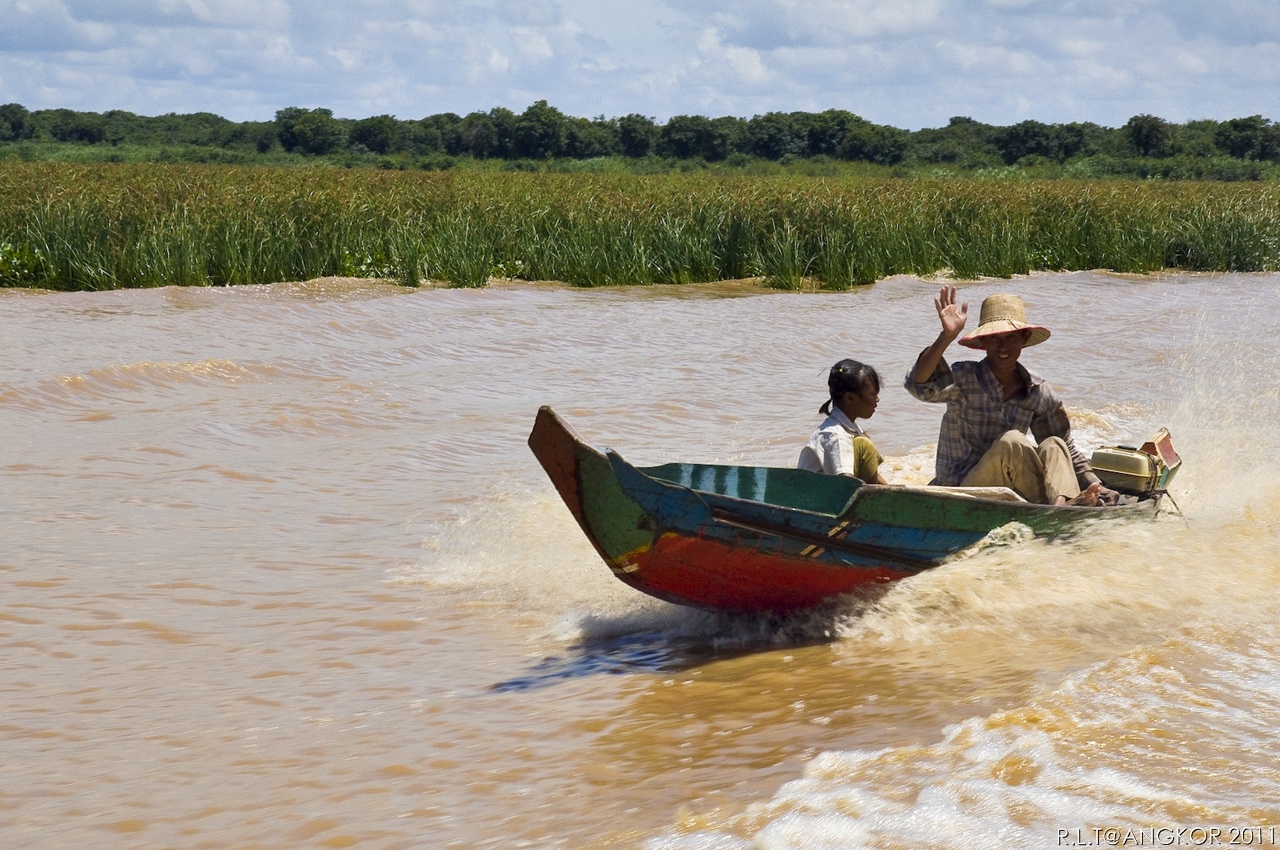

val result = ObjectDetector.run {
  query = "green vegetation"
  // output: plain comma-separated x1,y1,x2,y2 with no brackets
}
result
2,102,1280,180
3,162,1278,291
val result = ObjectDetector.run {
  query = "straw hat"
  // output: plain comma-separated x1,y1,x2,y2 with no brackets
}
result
958,293,1051,349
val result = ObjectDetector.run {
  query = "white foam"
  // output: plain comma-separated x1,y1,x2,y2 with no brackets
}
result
650,621,1280,849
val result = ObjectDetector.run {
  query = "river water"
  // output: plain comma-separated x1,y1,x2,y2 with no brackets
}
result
2,272,1277,849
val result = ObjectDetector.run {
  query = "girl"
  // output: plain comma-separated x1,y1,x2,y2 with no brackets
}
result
796,358,887,484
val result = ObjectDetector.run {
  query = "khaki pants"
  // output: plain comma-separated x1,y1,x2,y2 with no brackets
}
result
960,430,1081,504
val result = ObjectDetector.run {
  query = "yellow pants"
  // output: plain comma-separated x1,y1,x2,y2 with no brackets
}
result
960,430,1081,504
851,435,883,483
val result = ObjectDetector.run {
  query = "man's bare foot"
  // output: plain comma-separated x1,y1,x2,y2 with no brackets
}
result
1056,482,1103,507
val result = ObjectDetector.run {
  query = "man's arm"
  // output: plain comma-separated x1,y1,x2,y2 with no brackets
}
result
911,284,968,384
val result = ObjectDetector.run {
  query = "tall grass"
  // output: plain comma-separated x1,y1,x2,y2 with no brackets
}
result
1,162,1278,291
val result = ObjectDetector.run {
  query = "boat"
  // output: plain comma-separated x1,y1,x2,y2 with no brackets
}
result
528,406,1179,614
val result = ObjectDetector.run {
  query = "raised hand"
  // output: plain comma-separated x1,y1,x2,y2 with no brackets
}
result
911,284,969,383
934,285,968,341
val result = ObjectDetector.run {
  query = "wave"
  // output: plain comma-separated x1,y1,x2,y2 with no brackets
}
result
0,359,281,411
646,619,1280,849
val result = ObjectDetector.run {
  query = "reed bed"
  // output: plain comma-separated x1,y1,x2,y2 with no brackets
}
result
1,163,1278,291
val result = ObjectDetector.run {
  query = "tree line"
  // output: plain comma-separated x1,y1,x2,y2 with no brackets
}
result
2,101,1278,177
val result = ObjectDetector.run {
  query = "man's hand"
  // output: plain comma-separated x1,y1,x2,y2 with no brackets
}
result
934,285,968,341
912,285,970,385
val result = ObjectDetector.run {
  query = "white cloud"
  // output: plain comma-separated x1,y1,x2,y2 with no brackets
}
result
1056,38,1107,60
685,0,942,49
327,48,362,72
487,47,511,75
1071,59,1132,92
511,28,555,62
1172,49,1211,76
943,42,1040,77
0,0,1277,127
1164,0,1280,45
64,0,289,29
0,0,114,51
806,0,943,40
495,0,562,27
696,27,771,85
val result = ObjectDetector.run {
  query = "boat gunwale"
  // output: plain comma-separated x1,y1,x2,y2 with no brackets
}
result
632,457,1162,519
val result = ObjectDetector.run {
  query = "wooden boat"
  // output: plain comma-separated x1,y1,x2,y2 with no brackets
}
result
528,406,1177,614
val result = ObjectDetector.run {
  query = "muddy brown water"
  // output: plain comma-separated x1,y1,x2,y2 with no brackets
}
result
3,272,1278,849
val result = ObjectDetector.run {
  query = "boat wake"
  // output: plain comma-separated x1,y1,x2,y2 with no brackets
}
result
490,599,882,692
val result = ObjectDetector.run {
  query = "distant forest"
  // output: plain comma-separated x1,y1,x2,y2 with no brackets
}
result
2,101,1279,179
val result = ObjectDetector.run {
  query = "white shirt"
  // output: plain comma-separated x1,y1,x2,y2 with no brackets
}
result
796,407,866,476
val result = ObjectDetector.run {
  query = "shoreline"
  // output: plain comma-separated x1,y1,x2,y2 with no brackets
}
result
0,267,1230,299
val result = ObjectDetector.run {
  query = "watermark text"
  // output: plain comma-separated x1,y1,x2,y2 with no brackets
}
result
1058,827,1278,847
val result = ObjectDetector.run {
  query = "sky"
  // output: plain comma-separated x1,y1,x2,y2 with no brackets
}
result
2,0,1279,130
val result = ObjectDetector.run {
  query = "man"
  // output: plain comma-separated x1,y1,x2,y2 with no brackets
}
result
904,285,1118,506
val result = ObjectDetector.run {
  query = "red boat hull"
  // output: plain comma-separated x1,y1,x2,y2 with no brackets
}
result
614,531,911,612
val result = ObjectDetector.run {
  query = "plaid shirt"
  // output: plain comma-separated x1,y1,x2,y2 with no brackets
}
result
905,357,1096,487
